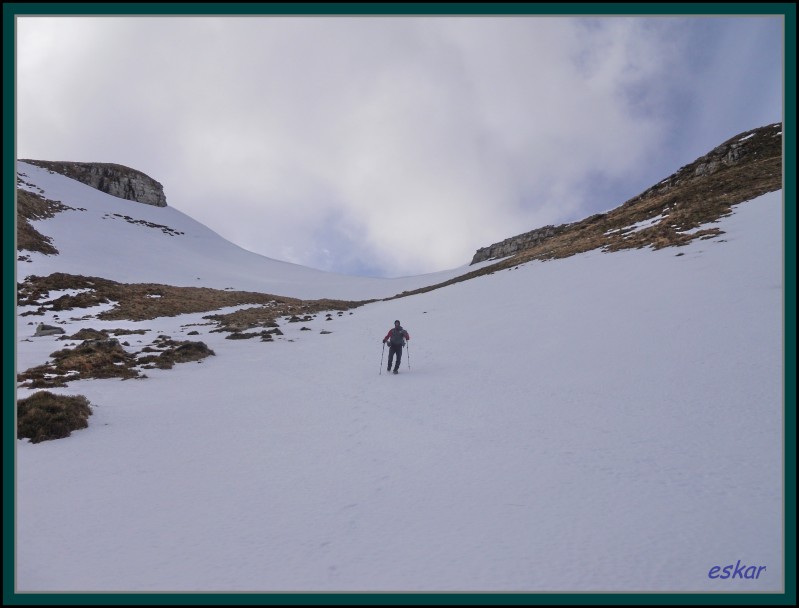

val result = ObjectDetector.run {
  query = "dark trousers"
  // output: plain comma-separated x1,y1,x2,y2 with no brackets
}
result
387,344,403,370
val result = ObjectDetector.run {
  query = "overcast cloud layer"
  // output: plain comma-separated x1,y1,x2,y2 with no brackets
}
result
15,11,784,277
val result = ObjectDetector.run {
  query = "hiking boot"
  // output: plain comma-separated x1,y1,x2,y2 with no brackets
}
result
393,369,399,374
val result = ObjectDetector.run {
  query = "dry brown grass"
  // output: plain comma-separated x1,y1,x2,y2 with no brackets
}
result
17,338,142,388
16,332,217,388
17,391,93,443
17,272,371,324
15,274,366,387
136,336,216,370
15,189,78,255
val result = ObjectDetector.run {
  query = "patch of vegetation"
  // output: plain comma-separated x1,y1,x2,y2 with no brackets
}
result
66,328,109,341
226,332,261,340
17,391,93,443
65,327,148,341
204,299,357,335
16,189,76,256
17,339,142,388
17,273,370,324
136,336,215,370
18,332,218,386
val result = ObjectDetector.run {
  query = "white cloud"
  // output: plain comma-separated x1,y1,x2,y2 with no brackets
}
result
15,13,784,276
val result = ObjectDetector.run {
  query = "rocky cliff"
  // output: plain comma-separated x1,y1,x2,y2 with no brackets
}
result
20,160,168,207
471,224,566,263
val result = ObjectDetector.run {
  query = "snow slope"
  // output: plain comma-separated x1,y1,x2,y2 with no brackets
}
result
13,163,785,595
16,161,496,300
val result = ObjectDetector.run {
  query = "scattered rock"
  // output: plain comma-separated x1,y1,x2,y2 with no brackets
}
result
34,323,65,337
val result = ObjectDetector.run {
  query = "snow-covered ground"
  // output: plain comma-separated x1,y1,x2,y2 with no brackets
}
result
16,162,497,300
13,162,785,595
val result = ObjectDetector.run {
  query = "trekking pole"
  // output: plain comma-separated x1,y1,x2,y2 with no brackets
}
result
406,342,411,370
380,342,385,375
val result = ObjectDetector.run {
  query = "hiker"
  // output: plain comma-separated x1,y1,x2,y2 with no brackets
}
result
382,320,410,374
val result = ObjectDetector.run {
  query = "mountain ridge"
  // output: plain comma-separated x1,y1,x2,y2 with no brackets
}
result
16,123,783,312
18,122,782,291
470,122,783,264
385,122,782,299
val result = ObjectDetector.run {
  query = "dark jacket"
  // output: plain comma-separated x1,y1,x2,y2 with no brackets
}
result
384,326,410,347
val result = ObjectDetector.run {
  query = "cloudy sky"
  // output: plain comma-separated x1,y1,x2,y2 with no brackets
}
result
14,7,785,277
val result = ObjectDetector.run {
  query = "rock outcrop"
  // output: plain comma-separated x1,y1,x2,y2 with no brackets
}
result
20,160,167,207
471,224,566,263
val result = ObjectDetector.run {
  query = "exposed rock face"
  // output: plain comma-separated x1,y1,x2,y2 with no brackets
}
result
472,224,565,263
470,122,783,264
20,160,168,207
